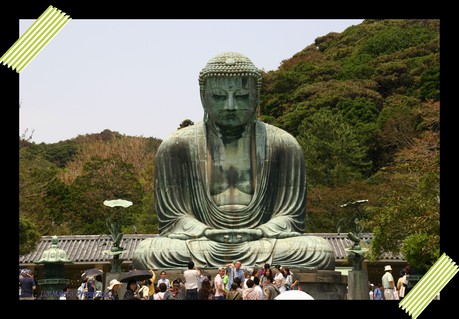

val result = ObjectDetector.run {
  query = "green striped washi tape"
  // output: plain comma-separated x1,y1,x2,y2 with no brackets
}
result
399,253,458,318
1,5,71,73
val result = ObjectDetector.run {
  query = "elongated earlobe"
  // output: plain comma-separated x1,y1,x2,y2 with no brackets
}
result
253,96,260,123
200,91,209,123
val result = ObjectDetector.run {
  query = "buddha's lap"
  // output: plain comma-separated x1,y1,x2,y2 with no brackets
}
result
133,234,334,270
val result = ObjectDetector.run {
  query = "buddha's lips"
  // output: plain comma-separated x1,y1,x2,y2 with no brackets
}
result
218,110,249,118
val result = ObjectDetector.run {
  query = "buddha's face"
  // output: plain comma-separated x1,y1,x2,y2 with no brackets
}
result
202,77,258,128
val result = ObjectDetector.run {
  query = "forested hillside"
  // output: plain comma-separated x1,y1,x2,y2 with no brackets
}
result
259,19,439,269
19,19,439,269
19,129,162,255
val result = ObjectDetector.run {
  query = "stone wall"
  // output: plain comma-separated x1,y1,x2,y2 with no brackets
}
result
291,269,348,300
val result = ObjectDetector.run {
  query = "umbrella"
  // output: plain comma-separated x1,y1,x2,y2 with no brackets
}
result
81,268,104,279
274,290,315,300
120,270,153,283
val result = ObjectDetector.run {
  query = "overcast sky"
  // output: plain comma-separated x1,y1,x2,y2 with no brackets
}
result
19,19,364,144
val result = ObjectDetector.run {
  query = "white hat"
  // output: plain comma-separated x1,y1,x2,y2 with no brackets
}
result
107,279,123,290
384,265,392,271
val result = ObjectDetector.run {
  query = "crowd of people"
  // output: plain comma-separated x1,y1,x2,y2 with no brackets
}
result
368,265,412,301
104,261,301,300
22,262,439,301
368,264,438,301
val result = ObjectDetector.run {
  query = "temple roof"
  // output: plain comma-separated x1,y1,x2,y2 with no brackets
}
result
19,233,404,264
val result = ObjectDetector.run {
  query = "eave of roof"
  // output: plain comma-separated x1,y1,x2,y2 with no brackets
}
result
19,233,404,264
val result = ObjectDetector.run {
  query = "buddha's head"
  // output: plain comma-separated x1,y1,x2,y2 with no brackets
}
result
199,52,262,128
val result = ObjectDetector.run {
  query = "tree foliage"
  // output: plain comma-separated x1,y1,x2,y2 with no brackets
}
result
297,108,372,188
260,19,440,268
178,119,195,130
66,157,144,234
19,130,162,253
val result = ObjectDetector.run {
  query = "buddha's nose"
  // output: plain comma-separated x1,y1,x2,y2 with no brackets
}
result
225,93,237,110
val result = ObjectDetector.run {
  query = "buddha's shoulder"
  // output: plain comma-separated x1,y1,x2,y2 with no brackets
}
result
260,122,300,146
158,122,204,152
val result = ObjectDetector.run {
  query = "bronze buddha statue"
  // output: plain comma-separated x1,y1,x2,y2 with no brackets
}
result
133,52,334,269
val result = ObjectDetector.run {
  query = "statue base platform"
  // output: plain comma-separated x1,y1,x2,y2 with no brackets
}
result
348,270,369,300
291,269,348,300
149,268,348,300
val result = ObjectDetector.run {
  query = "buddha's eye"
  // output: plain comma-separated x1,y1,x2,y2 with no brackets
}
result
235,89,250,97
210,89,227,98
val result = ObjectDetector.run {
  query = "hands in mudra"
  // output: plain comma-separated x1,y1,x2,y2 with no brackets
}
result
204,228,263,243
167,228,302,243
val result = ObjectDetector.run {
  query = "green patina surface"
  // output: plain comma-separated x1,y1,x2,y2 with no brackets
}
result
133,52,335,269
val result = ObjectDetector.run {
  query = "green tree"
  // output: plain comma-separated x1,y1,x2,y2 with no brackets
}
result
19,216,41,256
67,157,144,234
178,119,195,130
297,108,372,188
362,100,439,269
19,130,56,255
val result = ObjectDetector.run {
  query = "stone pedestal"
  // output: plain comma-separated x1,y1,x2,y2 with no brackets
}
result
348,270,369,300
292,269,348,300
108,258,125,273
106,272,127,300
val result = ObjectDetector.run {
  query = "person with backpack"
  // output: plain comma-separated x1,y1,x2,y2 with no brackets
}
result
226,283,242,300
263,274,281,300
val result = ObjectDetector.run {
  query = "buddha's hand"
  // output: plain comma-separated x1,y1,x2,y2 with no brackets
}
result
276,232,303,239
167,233,194,240
204,228,263,243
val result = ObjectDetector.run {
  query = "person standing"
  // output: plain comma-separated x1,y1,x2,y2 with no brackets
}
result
260,267,273,290
214,267,227,300
19,269,36,300
369,283,374,300
163,280,182,300
226,261,247,291
106,279,122,300
157,271,171,289
196,272,207,290
77,277,88,300
124,279,139,299
184,261,201,300
146,269,156,298
397,269,406,299
263,274,281,300
253,277,265,300
243,279,259,300
139,279,152,300
155,283,168,300
374,284,383,300
93,275,103,300
400,265,412,299
282,267,293,291
198,279,215,300
177,278,186,300
382,265,396,300
260,263,270,277
222,268,230,294
274,265,286,293
226,283,243,300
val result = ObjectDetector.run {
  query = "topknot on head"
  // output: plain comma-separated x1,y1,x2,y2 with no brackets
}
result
198,52,262,94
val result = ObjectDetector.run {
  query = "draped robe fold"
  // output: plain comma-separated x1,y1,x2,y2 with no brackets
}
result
133,121,334,269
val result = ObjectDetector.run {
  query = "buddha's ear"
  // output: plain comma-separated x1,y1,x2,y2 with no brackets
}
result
200,89,209,123
253,94,260,123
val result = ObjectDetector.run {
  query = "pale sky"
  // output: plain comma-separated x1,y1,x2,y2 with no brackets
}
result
19,19,364,144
